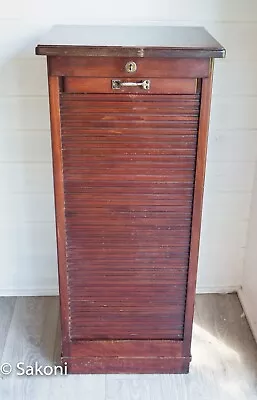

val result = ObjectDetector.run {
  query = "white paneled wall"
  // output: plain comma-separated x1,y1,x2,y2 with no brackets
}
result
239,165,257,341
0,2,257,295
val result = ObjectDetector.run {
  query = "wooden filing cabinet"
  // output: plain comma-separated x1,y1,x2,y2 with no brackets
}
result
36,26,225,374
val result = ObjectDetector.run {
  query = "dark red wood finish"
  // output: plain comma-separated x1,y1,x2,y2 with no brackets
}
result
48,57,211,78
64,77,197,94
61,91,200,344
47,73,70,358
183,61,215,357
38,27,224,374
36,26,225,59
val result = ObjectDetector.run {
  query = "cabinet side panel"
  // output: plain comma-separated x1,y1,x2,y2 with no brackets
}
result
183,60,214,356
47,64,70,357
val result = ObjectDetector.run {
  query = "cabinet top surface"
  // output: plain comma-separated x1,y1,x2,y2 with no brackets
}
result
35,25,225,58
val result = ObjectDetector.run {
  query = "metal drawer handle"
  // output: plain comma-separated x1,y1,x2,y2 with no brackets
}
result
112,79,150,90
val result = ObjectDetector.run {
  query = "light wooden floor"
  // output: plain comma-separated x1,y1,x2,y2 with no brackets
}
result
0,294,256,400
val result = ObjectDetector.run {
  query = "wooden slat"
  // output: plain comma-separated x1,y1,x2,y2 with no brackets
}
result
63,175,194,183
65,182,194,193
68,267,188,277
66,246,190,255
61,105,200,114
60,92,200,102
62,122,198,130
64,191,193,202
62,136,198,145
65,216,192,227
65,200,192,207
67,261,189,270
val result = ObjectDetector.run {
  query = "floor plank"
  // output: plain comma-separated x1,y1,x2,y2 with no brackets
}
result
0,297,59,400
0,297,16,361
45,373,106,400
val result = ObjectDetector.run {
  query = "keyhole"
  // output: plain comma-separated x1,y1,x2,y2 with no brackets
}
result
125,61,137,73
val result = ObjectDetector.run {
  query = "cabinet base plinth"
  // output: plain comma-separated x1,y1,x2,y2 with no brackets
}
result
62,356,191,374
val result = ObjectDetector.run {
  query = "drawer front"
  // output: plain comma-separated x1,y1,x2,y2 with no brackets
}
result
64,77,197,94
50,56,210,78
60,92,200,341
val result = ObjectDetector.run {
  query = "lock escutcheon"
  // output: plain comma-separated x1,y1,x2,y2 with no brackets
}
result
125,61,137,73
